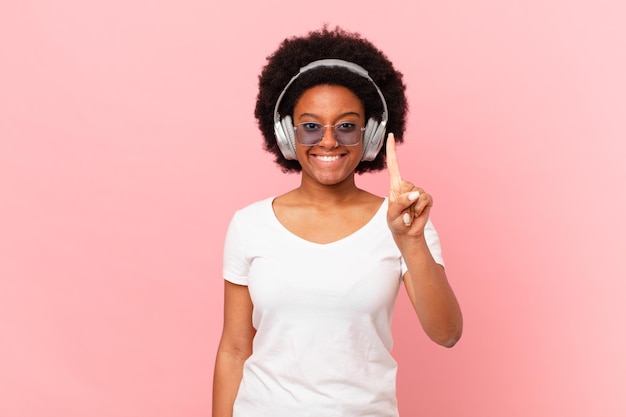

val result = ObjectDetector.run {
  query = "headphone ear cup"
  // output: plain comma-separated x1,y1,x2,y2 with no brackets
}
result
275,115,297,160
361,118,385,161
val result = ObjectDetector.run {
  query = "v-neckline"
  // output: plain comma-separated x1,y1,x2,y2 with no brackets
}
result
268,197,387,246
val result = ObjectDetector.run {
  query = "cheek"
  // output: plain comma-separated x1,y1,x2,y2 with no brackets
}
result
294,142,307,159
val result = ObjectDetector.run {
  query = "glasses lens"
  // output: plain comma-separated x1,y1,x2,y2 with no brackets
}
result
296,122,323,146
334,122,361,146
294,122,363,146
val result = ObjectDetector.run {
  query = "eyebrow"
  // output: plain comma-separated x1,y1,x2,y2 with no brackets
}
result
296,111,362,121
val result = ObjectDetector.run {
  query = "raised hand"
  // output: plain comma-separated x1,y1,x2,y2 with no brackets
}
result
386,133,433,237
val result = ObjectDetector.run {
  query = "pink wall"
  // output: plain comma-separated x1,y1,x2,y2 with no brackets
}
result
1,1,625,416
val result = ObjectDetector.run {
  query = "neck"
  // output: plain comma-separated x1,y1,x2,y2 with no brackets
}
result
296,176,363,206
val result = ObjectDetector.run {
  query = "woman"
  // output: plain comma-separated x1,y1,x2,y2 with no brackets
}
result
212,26,463,417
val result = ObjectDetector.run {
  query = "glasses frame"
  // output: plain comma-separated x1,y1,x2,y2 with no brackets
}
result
293,122,366,147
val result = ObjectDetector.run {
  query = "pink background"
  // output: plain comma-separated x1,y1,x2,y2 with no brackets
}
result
2,1,625,416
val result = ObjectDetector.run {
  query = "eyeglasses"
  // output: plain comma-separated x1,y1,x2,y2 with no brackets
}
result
293,122,365,146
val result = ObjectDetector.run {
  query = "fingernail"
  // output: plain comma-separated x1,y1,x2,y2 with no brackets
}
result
408,191,420,201
403,212,411,226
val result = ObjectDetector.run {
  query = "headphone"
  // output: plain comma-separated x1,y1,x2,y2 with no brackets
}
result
273,59,389,161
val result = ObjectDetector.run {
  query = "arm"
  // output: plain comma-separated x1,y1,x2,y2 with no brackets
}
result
398,236,462,347
212,280,256,417
385,133,463,347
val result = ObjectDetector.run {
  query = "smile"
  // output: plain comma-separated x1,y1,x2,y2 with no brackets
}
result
314,155,341,162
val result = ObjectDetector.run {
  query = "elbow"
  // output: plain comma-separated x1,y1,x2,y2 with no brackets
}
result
430,321,463,348
438,332,462,348
434,331,462,348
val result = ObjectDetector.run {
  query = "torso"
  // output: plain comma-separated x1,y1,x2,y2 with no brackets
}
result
226,195,404,416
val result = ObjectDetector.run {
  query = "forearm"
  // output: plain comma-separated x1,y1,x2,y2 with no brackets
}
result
212,349,247,417
396,235,463,347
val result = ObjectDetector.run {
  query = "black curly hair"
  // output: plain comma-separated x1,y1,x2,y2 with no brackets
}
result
254,26,408,174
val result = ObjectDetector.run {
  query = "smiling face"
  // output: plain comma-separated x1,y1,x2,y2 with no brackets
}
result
293,84,366,187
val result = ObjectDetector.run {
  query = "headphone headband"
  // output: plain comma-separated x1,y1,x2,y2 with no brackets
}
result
273,59,388,128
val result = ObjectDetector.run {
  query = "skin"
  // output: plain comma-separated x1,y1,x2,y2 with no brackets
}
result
212,84,463,417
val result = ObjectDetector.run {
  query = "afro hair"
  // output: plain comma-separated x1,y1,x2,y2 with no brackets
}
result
254,26,408,174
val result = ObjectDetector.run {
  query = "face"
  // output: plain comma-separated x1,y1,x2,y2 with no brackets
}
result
292,84,366,187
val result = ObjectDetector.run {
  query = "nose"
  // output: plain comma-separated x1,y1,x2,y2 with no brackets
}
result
318,125,339,148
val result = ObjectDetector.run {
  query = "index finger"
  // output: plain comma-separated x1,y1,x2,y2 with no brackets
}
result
386,132,402,182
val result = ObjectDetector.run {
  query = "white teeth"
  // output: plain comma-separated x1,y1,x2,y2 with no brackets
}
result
315,155,340,162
